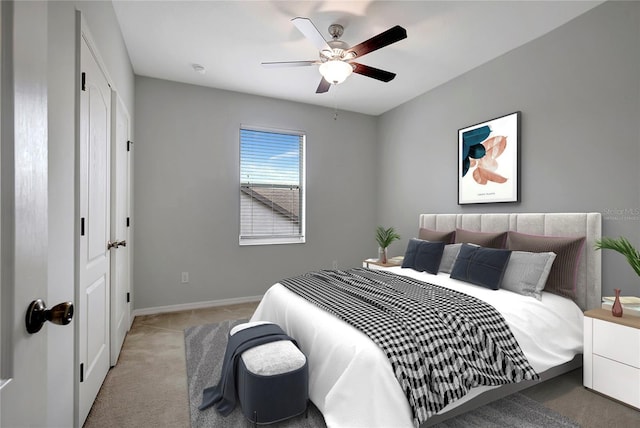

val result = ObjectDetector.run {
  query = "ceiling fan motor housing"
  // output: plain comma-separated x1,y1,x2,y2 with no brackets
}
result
321,39,353,61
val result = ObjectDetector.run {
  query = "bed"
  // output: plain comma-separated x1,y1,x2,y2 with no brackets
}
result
250,213,602,427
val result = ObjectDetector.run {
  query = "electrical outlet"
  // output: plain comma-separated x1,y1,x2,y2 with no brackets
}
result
332,260,338,269
181,272,189,284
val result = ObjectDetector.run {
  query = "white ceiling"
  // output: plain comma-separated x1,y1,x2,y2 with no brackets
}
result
112,1,604,116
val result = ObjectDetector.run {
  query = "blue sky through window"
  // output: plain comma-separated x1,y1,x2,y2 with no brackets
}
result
240,129,301,186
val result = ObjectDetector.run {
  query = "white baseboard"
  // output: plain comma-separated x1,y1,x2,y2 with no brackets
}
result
131,295,263,318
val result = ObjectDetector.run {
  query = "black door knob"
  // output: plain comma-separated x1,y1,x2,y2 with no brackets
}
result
25,299,74,334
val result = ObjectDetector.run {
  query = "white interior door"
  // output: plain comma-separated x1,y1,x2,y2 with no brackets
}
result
0,1,51,425
78,30,111,426
109,92,131,366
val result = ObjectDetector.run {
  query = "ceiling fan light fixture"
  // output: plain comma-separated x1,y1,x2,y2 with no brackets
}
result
319,60,353,85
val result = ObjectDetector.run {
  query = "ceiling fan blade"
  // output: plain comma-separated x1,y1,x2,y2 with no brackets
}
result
262,60,318,68
347,25,407,59
316,77,331,94
292,17,331,52
351,62,396,82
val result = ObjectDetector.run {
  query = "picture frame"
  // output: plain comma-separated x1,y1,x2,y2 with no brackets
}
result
458,111,520,204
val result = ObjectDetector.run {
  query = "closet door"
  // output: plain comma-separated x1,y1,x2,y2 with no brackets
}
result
109,92,132,365
78,28,111,426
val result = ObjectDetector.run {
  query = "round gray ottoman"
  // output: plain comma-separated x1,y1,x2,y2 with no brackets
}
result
232,322,309,425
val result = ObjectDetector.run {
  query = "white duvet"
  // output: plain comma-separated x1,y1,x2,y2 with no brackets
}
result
250,267,584,428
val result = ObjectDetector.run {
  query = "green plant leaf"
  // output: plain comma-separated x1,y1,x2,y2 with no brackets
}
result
376,226,400,248
595,236,640,277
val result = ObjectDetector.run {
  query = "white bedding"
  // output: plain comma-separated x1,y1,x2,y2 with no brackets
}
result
250,266,584,428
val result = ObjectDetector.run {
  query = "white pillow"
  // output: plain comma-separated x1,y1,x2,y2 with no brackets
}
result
501,251,556,300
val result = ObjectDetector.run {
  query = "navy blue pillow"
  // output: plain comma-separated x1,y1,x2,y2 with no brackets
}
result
401,238,422,269
414,241,445,274
402,239,445,274
450,244,512,290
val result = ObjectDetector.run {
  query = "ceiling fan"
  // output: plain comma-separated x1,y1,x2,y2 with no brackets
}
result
262,17,407,94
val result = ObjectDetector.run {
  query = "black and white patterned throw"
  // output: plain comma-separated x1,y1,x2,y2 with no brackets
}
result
280,268,539,427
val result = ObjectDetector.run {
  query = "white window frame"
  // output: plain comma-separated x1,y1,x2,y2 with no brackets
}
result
239,125,306,246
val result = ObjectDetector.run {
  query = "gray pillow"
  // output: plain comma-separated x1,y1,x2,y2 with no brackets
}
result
501,251,557,300
506,231,585,301
439,243,463,273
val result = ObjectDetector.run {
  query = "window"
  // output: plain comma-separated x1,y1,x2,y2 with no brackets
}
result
239,126,305,245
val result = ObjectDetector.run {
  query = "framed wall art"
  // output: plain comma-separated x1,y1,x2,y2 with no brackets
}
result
458,111,520,204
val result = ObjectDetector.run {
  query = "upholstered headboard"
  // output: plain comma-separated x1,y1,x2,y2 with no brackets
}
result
419,213,602,311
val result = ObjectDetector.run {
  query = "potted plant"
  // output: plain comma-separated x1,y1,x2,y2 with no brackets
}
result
375,226,400,264
595,236,640,316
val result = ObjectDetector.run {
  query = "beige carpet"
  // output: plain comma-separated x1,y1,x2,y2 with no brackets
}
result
83,302,259,428
521,368,640,427
84,302,640,427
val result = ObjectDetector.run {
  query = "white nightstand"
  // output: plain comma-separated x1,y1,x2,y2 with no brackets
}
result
583,308,640,409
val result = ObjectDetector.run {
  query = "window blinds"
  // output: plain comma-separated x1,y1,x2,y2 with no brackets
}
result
239,127,305,245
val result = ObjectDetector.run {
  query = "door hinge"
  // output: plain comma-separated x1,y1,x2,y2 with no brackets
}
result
81,72,86,91
127,140,133,152
126,217,130,227
80,363,84,382
126,292,130,303
81,217,85,236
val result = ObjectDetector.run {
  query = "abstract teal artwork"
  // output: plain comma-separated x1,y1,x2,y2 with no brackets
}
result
458,112,520,204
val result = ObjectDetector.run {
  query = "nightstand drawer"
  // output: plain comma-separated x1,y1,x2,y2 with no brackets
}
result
592,354,640,408
593,318,640,368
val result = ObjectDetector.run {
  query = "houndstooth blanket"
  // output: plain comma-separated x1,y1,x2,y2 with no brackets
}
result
280,268,539,427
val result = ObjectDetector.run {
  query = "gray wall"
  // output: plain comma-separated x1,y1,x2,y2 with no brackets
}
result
47,1,134,425
377,1,640,297
133,77,377,309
